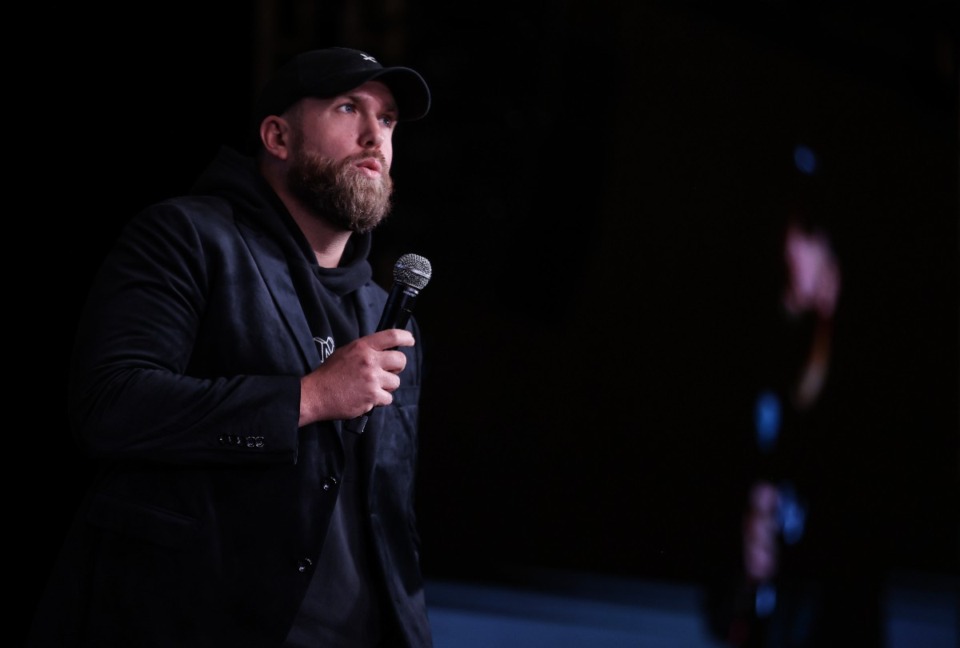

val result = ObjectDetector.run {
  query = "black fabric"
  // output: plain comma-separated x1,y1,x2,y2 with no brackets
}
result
282,240,386,646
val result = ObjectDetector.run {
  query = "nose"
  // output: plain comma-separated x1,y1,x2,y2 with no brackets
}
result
359,114,384,149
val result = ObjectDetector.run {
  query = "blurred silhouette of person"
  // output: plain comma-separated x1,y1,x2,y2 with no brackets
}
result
739,213,840,647
706,146,881,647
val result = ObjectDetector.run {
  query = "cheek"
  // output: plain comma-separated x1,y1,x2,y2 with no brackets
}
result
320,139,352,161
304,123,352,160
381,139,394,168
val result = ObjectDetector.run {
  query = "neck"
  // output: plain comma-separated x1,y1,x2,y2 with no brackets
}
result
287,206,353,268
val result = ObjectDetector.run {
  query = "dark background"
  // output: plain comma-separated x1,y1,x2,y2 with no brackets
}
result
22,0,957,641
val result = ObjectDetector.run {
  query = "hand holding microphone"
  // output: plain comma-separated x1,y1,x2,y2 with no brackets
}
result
299,254,432,431
346,253,432,433
297,329,411,424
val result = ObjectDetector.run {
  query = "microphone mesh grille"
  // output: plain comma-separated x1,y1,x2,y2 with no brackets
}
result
394,253,432,290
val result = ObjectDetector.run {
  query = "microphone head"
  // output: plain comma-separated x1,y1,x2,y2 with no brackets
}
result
394,253,432,291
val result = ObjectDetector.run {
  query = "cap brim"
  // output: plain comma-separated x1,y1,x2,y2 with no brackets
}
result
251,53,431,142
350,67,431,121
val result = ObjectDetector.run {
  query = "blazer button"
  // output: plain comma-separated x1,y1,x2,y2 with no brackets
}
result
321,476,339,491
297,558,313,573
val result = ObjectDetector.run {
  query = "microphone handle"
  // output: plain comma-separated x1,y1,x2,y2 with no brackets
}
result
377,284,419,331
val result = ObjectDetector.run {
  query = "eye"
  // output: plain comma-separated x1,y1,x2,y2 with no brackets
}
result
337,102,357,114
380,114,396,129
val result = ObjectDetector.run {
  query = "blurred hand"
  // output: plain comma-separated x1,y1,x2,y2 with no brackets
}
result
782,223,841,320
743,480,781,582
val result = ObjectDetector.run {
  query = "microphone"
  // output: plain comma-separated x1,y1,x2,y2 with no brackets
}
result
376,253,433,331
346,253,432,434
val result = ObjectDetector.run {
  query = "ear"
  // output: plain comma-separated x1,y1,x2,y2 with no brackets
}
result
259,115,291,160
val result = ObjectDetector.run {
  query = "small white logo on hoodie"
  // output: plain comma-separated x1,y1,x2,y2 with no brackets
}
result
314,336,335,363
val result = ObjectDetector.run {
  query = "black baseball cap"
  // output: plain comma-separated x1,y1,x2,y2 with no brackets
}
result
252,47,431,127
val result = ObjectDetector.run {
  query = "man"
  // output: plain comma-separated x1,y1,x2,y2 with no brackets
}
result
29,47,434,647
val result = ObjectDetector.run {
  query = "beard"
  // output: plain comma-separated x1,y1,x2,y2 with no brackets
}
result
286,148,394,233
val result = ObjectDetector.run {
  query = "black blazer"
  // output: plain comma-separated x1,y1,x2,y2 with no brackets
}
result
30,191,431,647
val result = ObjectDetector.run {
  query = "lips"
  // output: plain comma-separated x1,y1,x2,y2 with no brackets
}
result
355,157,383,176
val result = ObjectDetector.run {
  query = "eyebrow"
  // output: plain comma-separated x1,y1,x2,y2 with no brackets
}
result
341,91,399,118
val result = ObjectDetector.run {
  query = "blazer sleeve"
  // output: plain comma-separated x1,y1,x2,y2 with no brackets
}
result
68,199,303,466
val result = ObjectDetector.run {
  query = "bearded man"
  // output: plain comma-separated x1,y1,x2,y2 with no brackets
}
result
29,47,435,648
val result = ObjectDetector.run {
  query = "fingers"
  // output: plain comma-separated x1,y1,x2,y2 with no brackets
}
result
368,327,415,350
341,341,407,416
380,348,408,375
299,330,415,426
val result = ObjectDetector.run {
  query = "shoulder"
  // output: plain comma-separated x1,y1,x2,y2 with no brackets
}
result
121,195,252,249
130,195,235,231
104,196,264,279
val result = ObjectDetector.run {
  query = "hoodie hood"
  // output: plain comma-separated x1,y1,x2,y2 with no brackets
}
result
188,146,373,297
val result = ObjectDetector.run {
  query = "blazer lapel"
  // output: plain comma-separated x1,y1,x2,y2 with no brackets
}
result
243,226,319,371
